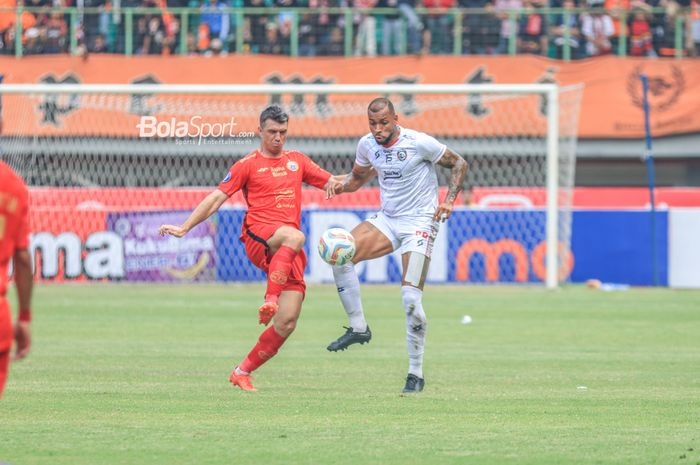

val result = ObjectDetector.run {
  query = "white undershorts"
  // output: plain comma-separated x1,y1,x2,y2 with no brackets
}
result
366,211,439,258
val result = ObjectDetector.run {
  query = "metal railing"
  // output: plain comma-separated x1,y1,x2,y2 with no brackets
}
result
0,6,695,59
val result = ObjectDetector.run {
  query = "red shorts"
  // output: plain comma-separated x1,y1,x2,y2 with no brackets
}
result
241,223,307,294
0,348,8,399
0,298,11,354
0,298,11,398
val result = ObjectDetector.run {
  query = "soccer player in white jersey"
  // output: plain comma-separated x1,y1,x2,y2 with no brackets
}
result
325,97,468,393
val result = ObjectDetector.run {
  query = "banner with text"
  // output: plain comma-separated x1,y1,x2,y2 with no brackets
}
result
2,55,699,139
25,207,670,286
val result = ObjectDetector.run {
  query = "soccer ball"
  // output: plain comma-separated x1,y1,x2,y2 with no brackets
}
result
318,228,356,266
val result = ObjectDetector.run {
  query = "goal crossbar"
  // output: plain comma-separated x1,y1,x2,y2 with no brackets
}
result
0,83,558,95
1,83,568,289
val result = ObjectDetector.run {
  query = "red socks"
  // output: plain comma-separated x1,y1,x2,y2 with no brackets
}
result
237,246,297,374
239,326,288,373
265,245,297,304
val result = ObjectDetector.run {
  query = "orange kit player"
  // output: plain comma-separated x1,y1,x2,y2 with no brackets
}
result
159,105,343,391
0,160,34,399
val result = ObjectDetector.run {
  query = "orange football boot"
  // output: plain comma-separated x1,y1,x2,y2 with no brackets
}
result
229,368,257,392
258,301,278,326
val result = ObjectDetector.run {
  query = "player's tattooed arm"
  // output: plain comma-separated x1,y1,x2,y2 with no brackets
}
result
326,164,376,199
434,148,468,222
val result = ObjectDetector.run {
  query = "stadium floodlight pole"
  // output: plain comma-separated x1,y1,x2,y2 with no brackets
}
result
0,82,567,288
640,74,659,286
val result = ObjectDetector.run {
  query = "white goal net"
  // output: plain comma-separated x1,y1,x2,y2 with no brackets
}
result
0,84,583,287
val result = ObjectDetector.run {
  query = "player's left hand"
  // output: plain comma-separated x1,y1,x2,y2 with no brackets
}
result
13,321,31,361
325,175,346,200
159,224,187,237
433,203,453,223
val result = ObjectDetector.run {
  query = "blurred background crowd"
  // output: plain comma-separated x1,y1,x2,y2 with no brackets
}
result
0,0,698,58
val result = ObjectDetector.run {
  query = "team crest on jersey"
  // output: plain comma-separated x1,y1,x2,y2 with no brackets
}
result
397,150,407,161
222,173,231,183
286,161,299,172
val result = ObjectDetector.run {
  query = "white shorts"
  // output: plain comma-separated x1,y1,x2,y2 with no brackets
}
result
366,211,439,258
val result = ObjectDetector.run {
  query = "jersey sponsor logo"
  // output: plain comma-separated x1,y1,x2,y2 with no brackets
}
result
257,167,269,173
383,169,402,180
222,173,231,183
274,189,295,208
270,269,288,284
397,150,407,161
286,161,299,172
384,151,394,163
0,192,19,213
271,167,288,177
374,150,382,159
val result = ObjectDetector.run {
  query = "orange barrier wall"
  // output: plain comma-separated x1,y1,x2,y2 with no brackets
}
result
1,55,698,139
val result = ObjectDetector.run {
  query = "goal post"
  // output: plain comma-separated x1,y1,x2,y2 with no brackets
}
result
0,83,583,287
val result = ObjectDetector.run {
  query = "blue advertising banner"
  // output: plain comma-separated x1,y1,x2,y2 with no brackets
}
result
570,211,668,286
215,209,668,286
216,209,551,284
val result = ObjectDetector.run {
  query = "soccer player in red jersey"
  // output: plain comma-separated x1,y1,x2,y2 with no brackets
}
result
159,105,343,391
0,160,34,399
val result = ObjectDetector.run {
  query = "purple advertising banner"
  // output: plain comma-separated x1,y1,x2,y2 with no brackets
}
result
107,211,217,282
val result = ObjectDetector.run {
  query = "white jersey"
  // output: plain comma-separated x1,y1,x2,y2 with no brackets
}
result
355,126,446,218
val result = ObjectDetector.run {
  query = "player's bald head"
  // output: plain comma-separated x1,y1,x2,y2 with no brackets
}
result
367,97,395,116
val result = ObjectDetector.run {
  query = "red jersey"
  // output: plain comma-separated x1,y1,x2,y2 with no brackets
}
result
0,161,30,298
218,149,332,231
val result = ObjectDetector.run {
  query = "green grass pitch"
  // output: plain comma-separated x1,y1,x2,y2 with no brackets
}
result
1,283,699,465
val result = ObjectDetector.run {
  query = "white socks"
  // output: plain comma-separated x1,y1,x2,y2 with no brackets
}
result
332,263,367,332
402,285,427,379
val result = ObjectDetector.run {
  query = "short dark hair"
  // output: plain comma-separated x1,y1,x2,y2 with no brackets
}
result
259,105,289,127
368,97,395,115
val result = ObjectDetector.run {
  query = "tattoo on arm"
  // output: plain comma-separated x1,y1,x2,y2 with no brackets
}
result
437,148,468,203
342,165,374,193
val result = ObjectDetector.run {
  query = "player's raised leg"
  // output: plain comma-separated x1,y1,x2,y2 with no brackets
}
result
230,289,304,391
258,226,305,326
327,219,394,352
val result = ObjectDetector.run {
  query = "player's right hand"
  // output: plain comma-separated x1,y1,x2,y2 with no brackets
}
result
159,224,187,237
13,321,31,361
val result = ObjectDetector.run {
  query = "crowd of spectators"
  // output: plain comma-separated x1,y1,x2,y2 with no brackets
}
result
0,0,698,57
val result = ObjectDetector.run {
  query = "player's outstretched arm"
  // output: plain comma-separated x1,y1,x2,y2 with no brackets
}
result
13,248,33,361
326,164,375,199
434,148,468,222
159,189,228,237
323,174,346,199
